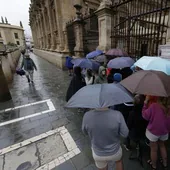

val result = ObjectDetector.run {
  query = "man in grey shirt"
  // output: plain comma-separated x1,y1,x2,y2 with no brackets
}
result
82,108,129,170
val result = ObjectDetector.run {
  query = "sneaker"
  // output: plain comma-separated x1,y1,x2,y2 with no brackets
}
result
123,144,131,151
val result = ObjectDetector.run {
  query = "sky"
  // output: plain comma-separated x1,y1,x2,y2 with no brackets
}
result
0,0,31,37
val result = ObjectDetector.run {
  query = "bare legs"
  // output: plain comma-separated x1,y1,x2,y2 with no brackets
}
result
159,141,167,167
150,141,167,169
98,160,123,170
150,142,158,168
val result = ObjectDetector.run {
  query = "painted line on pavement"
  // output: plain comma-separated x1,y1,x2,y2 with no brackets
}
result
0,126,81,170
0,99,51,114
0,99,55,127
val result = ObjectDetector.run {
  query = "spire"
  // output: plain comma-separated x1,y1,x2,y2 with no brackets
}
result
20,21,23,28
5,17,8,24
1,16,4,23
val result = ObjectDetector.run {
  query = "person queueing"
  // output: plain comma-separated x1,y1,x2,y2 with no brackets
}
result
82,107,129,170
95,66,107,84
85,69,95,85
21,53,37,83
65,56,73,76
126,95,148,150
142,96,170,170
66,66,86,102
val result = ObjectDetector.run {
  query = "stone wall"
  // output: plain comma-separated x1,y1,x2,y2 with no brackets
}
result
33,49,66,70
1,49,21,83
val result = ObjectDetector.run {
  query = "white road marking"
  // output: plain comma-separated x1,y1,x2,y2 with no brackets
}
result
0,126,81,170
0,99,55,127
0,99,51,114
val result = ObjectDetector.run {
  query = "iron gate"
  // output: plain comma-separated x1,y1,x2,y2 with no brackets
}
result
111,0,170,58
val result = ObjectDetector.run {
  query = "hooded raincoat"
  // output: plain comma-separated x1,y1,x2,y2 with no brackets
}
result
94,66,107,84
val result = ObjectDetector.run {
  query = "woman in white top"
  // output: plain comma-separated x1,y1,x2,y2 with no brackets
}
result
85,69,95,85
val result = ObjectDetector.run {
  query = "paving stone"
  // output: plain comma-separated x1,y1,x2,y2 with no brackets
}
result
71,153,90,170
37,134,67,165
4,143,39,170
53,160,76,170
82,164,98,170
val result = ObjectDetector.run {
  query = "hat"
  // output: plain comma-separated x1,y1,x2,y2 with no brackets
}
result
113,73,122,82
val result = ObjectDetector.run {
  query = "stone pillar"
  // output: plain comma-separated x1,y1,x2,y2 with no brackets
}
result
62,29,70,53
47,0,55,51
74,21,85,57
54,0,65,51
95,0,112,52
42,8,48,50
73,3,85,57
166,9,170,44
36,20,40,49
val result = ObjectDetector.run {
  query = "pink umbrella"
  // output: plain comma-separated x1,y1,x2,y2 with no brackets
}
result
106,48,128,57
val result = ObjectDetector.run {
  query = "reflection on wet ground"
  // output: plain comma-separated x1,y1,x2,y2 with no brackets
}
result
0,102,48,122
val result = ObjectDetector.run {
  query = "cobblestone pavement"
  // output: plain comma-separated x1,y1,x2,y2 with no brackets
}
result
0,53,169,170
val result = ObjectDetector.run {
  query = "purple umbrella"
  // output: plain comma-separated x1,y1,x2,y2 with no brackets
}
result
106,48,128,57
71,58,100,71
107,57,135,69
86,50,103,59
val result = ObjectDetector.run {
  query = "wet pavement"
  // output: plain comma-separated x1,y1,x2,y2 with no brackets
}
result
0,53,169,170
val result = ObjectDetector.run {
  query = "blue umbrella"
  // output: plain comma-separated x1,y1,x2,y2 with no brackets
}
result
71,58,100,71
134,56,170,75
94,55,106,63
66,83,133,108
107,57,135,69
86,50,103,59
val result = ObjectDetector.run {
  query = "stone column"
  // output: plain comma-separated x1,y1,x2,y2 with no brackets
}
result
54,0,65,51
166,9,170,44
95,0,112,52
73,4,85,57
42,8,48,50
74,21,85,57
62,29,70,53
36,20,40,48
47,0,55,51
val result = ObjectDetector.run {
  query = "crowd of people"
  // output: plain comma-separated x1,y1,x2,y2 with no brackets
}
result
65,56,170,170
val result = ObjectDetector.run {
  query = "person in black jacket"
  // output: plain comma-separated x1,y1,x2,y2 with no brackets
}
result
125,95,148,149
66,67,86,102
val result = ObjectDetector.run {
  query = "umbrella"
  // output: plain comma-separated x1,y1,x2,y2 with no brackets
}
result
120,70,170,97
71,58,100,71
134,56,170,75
66,83,133,108
94,55,106,63
86,50,103,59
106,48,128,57
107,57,135,69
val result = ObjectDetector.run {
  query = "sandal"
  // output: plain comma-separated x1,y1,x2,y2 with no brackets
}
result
147,160,157,170
160,158,168,170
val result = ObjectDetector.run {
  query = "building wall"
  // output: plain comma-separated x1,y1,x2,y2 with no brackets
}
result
0,24,24,46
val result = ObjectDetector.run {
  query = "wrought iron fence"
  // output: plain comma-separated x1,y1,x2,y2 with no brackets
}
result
111,0,170,58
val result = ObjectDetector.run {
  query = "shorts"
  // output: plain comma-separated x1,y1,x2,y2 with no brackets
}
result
92,147,122,169
146,129,169,142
